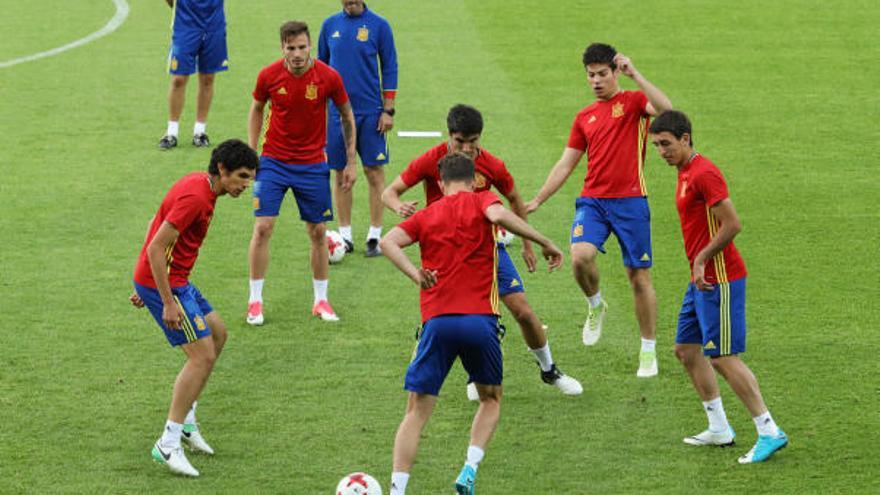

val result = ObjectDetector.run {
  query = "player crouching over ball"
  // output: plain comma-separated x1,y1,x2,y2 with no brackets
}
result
379,152,563,495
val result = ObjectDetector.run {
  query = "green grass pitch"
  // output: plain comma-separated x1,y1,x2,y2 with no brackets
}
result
1,0,878,493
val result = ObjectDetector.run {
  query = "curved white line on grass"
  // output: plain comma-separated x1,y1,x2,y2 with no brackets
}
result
0,0,129,69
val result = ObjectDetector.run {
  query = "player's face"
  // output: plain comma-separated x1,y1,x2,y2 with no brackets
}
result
448,133,481,159
282,34,311,73
650,131,691,167
342,0,365,16
586,63,619,100
219,166,256,197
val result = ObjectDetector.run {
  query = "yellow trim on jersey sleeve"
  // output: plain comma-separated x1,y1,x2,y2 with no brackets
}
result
637,116,648,196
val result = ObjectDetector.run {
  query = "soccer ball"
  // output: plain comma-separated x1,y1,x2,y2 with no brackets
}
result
497,227,515,246
336,472,382,495
326,230,347,264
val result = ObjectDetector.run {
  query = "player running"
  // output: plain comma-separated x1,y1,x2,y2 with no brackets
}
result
383,104,582,398
130,139,258,476
381,152,564,495
649,110,789,463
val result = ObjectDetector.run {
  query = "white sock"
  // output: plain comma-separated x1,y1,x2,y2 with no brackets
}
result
368,225,383,241
465,445,484,470
390,472,410,495
338,225,353,242
160,420,183,448
313,279,328,304
702,397,730,432
184,401,197,425
166,121,179,137
529,343,554,372
754,411,780,437
249,279,264,303
193,121,206,136
587,291,602,308
641,338,656,353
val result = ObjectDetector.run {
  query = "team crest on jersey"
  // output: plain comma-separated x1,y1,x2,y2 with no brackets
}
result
357,26,369,42
474,172,487,188
612,102,625,118
305,83,318,100
194,315,206,331
572,223,584,237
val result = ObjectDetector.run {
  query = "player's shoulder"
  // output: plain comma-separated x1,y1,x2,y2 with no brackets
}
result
315,59,342,78
415,142,447,163
259,59,284,76
477,148,506,169
365,8,392,27
691,155,725,181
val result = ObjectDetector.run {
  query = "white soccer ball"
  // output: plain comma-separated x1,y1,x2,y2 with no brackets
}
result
336,472,382,495
326,230,347,264
497,227,515,246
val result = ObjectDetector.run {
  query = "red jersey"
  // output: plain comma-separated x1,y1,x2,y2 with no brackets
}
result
676,154,747,284
253,59,349,164
398,190,502,322
133,173,217,288
567,90,650,198
400,143,515,205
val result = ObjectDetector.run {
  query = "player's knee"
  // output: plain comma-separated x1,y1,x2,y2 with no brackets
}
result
198,73,215,87
308,223,327,242
365,167,385,187
628,269,653,292
253,221,275,241
570,245,597,267
170,75,188,89
674,345,696,366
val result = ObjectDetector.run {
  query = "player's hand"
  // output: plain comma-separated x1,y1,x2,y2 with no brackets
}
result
396,200,419,218
129,292,145,308
614,53,638,78
377,112,394,134
541,242,564,272
162,303,185,330
692,259,713,291
342,163,357,192
522,244,537,273
525,198,541,214
417,268,438,289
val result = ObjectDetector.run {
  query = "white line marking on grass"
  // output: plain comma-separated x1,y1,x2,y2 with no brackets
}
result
0,0,129,69
397,131,442,138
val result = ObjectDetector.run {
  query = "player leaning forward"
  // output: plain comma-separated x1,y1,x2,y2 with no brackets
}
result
131,140,259,476
528,43,672,377
380,153,564,495
649,110,788,463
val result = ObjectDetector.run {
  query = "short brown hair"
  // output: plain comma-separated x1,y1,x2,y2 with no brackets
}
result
280,21,310,42
438,152,475,183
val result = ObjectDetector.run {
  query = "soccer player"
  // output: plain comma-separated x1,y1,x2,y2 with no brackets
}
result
381,152,564,495
648,110,788,463
130,139,258,476
319,0,398,257
158,0,228,150
246,21,358,325
527,43,673,377
382,104,582,397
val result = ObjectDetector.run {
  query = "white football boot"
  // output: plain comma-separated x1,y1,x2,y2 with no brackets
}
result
152,441,199,476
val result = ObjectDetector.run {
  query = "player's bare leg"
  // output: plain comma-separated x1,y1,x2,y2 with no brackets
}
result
160,75,189,150
571,242,607,345
205,312,227,358
168,336,217,423
333,170,354,251
711,356,768,417
628,267,658,377
676,344,734,447
455,384,501,494
180,312,227,455
247,216,277,325
193,73,215,146
364,166,385,257
392,393,438,472
307,221,338,321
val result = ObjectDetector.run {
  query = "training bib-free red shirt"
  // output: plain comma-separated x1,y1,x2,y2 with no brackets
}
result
400,143,515,205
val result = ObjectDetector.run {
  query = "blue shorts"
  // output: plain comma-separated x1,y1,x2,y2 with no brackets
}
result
326,112,389,170
497,244,525,296
676,278,747,357
134,282,213,347
570,197,653,268
253,156,334,224
405,314,504,396
168,28,228,75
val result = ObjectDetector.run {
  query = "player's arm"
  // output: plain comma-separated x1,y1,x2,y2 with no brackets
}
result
614,53,672,116
502,187,537,273
382,176,419,218
247,99,267,151
379,227,437,289
129,217,157,308
377,21,398,134
485,204,563,272
526,147,583,214
693,199,742,291
336,101,358,192
145,221,185,329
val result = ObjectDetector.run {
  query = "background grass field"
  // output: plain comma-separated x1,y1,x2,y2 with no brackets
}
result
1,0,878,493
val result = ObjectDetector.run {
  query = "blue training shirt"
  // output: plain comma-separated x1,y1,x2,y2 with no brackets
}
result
318,4,398,116
173,0,225,33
